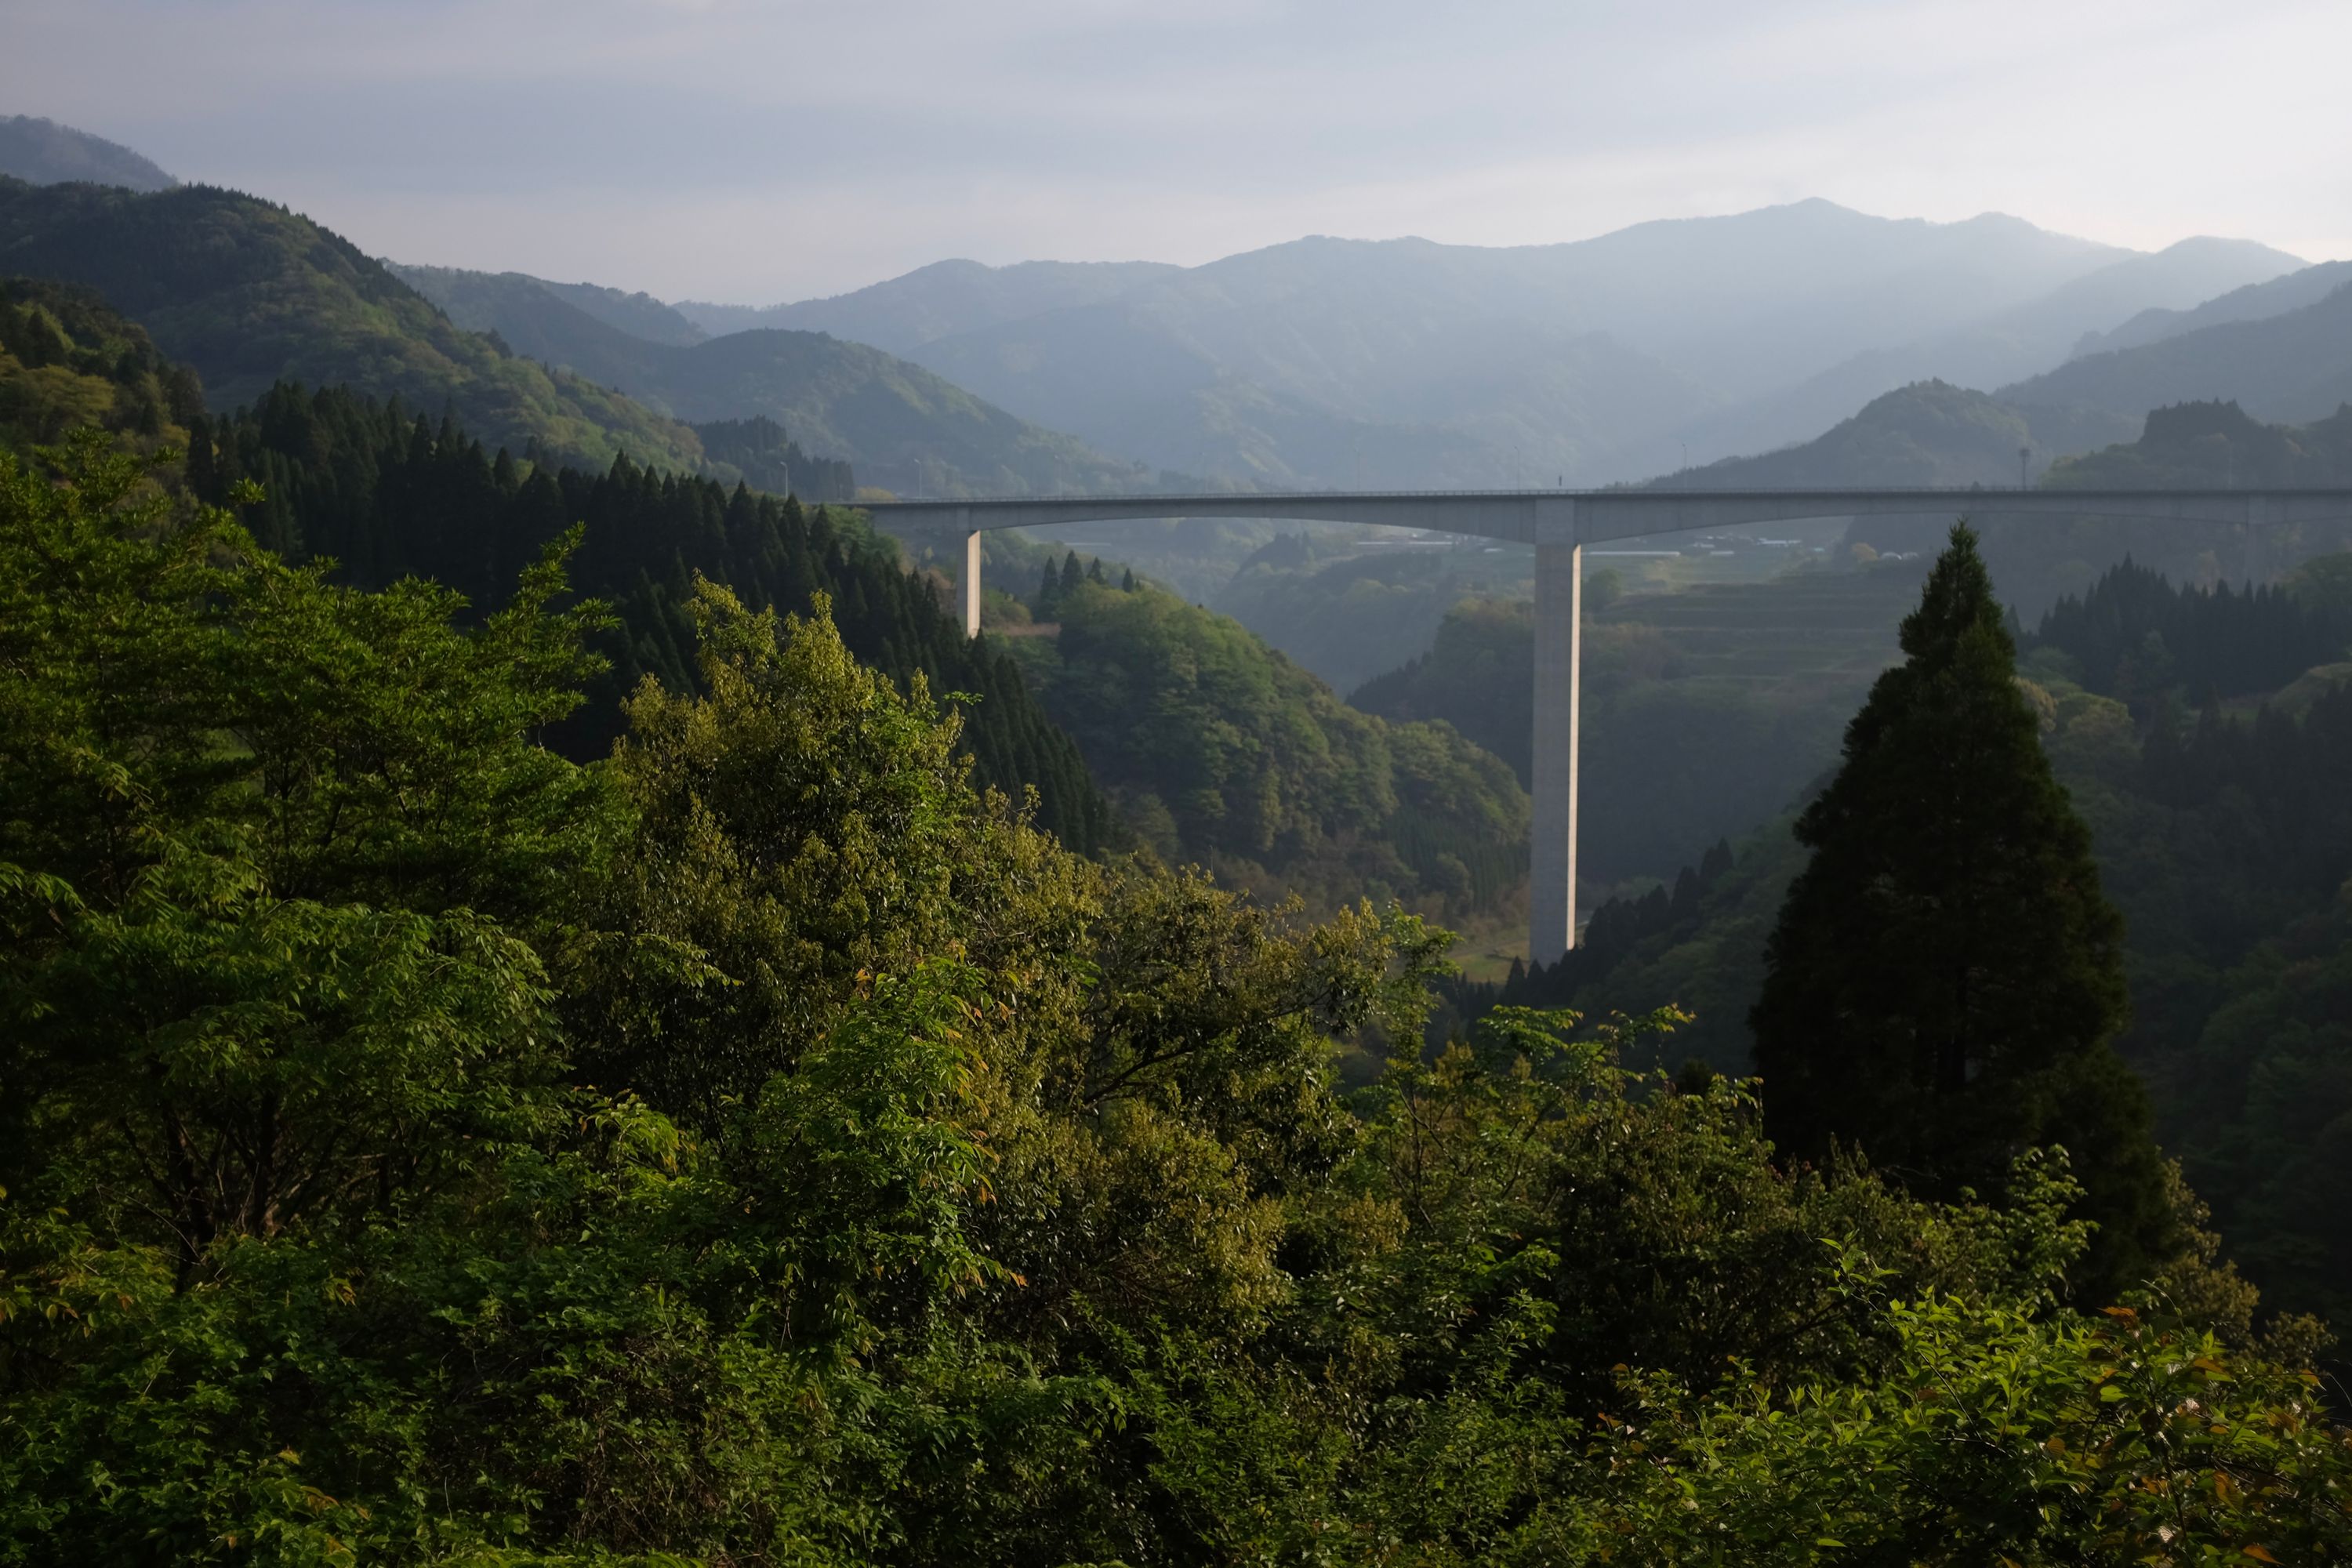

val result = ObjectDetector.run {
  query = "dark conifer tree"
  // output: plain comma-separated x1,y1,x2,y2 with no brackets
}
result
1121,566,1136,592
1752,523,2171,1295
184,412,217,500
1059,550,1084,595
193,383,1122,856
1668,866,1701,929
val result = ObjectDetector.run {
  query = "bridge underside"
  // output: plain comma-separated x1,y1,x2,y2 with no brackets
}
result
866,488,2352,967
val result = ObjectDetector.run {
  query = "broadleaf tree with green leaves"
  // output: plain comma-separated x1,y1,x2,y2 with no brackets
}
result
0,440,2343,1564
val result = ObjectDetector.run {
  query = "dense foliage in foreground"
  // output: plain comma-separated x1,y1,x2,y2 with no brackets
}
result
1510,552,2352,1347
2,439,2347,1564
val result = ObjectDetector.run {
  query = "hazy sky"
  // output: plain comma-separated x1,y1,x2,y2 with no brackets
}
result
9,0,2352,303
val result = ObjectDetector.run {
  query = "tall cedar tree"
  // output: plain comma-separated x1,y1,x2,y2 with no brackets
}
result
1752,523,2172,1297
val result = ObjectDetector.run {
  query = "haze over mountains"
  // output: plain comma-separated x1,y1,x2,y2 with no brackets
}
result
1648,235,2307,476
664,201,2311,489
12,112,2352,512
16,0,2352,1538
0,114,175,194
390,263,1162,495
2074,260,2352,357
0,128,1170,497
2002,275,2352,430
1667,380,2139,492
675,260,1184,350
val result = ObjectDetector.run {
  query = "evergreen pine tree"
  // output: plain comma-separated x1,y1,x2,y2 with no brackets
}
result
1035,560,1061,619
1087,557,1106,585
184,413,219,503
1668,866,1701,929
1059,550,1084,595
1121,566,1137,592
1751,523,2171,1294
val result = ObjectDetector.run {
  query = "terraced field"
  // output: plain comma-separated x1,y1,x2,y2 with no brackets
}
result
1598,560,1929,681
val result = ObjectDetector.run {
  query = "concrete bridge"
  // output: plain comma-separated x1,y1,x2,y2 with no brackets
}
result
863,486,2352,966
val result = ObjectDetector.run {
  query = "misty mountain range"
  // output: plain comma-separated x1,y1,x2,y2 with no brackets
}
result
2002,273,2352,428
441,198,2335,492
390,263,1160,495
9,114,2352,503
0,114,176,194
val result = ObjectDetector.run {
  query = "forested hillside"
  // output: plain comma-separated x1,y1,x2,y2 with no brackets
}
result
689,414,855,503
1976,401,2352,615
1005,565,1529,918
1352,575,1899,888
533,274,710,346
1215,532,1525,694
187,382,1120,852
1668,378,2135,490
7,448,2342,1559
1653,389,2352,634
1486,553,2352,1338
0,277,204,450
2049,397,2352,488
0,180,714,473
1343,395,2352,899
394,262,1169,495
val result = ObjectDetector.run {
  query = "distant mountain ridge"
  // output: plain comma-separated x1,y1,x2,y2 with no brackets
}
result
0,115,176,192
680,201,2296,488
1617,238,2304,481
1658,381,2138,492
0,178,714,475
0,274,205,451
533,277,709,347
2001,278,2352,427
2074,261,2352,357
675,258,1183,352
2048,397,2352,489
391,262,1168,495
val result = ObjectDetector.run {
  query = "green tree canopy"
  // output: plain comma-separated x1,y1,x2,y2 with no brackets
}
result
1753,522,2171,1294
2,440,2343,1563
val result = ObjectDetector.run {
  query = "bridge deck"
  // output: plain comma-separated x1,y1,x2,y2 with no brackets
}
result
866,486,2352,546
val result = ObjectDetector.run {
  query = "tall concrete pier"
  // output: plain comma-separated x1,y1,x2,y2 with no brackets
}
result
870,484,2352,964
962,517,981,637
1529,541,1581,966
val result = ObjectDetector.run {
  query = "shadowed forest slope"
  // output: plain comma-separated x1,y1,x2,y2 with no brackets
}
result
0,179,716,474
